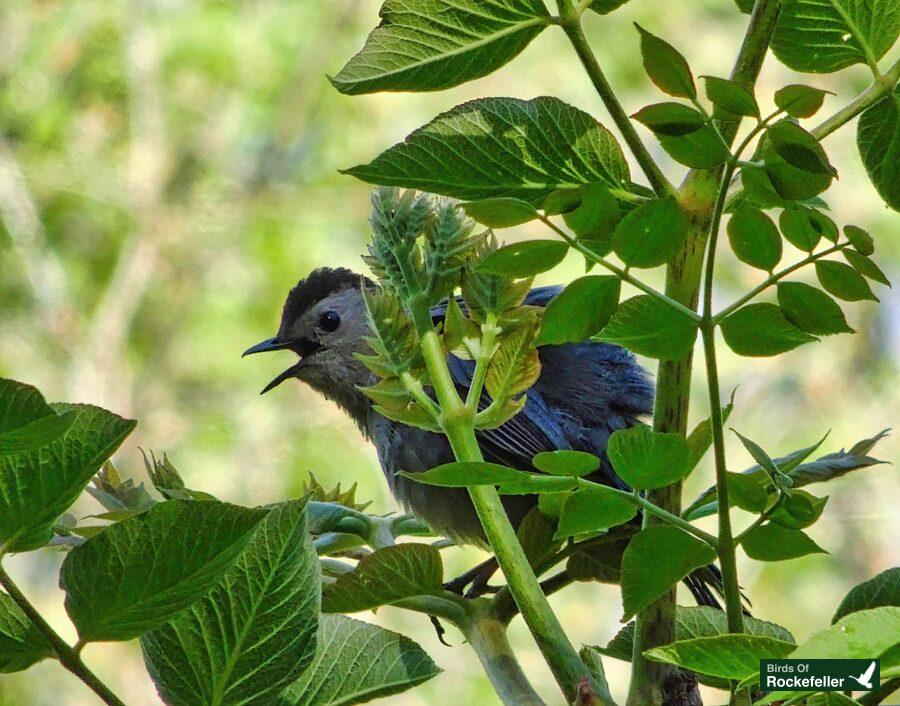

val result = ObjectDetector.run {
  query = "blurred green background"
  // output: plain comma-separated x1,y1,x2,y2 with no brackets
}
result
0,1,896,704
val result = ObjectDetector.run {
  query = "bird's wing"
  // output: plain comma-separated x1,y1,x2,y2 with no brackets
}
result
430,285,564,321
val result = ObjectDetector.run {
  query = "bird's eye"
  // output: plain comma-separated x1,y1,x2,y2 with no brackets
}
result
318,311,341,332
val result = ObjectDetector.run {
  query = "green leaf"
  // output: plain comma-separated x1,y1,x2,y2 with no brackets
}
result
321,544,443,613
721,303,818,357
635,24,696,99
595,295,698,361
808,209,839,242
60,500,268,643
533,450,600,477
597,605,794,687
0,397,136,552
537,276,620,345
757,607,900,704
741,523,826,561
0,590,53,673
770,489,828,529
686,395,734,468
486,315,541,400
498,476,577,495
843,224,874,255
816,260,878,301
462,197,537,228
774,84,831,118
278,614,440,706
516,508,562,567
767,120,835,176
645,634,795,680
857,86,899,210
478,240,568,277
612,196,688,268
805,694,865,706
556,484,638,539
543,188,584,216
657,126,732,168
777,281,853,335
140,501,319,706
726,472,769,513
403,461,528,487
844,249,890,286
727,205,782,271
621,526,717,620
330,0,549,94
607,424,693,490
566,533,631,583
588,0,630,14
0,409,77,456
779,208,821,251
562,183,622,250
702,76,759,117
832,567,900,623
345,97,631,205
772,0,899,73
765,149,834,201
631,103,705,136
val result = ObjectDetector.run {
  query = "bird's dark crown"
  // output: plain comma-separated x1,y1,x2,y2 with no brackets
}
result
278,267,374,332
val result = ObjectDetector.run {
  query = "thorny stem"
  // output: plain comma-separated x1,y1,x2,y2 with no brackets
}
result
554,0,675,198
0,559,126,706
537,214,702,322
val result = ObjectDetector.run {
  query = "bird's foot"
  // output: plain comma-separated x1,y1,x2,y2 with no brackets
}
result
443,556,500,597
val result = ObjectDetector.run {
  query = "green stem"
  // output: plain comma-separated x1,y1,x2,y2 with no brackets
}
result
628,488,719,546
462,603,547,706
813,57,900,140
537,214,701,322
0,561,126,706
555,0,675,198
415,322,607,704
713,242,851,323
466,314,501,411
627,2,781,703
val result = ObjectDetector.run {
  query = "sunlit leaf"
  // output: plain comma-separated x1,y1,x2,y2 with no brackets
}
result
402,461,528,487
279,614,440,706
345,97,631,205
61,500,269,642
771,0,899,73
857,85,899,211
645,634,795,680
321,544,443,613
331,0,550,94
141,501,320,706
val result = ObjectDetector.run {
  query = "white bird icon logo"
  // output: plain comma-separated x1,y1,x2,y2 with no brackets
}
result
848,661,877,690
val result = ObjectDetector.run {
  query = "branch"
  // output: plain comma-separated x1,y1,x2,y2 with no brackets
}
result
0,561,126,706
554,0,675,197
813,57,900,140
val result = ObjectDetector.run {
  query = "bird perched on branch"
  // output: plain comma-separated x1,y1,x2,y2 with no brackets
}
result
245,266,721,605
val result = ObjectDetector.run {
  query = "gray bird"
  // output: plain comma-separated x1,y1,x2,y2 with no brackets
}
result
245,267,720,604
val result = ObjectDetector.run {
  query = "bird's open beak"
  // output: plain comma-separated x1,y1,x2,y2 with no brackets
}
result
243,337,304,394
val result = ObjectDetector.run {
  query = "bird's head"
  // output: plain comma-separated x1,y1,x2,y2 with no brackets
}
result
244,268,378,410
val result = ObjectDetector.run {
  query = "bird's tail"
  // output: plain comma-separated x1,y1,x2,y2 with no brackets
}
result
682,564,751,612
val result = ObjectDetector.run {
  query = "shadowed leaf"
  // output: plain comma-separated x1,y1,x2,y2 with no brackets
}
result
832,567,900,624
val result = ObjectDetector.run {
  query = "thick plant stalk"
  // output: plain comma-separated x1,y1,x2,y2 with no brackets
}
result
0,562,126,706
625,2,782,704
412,317,609,705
